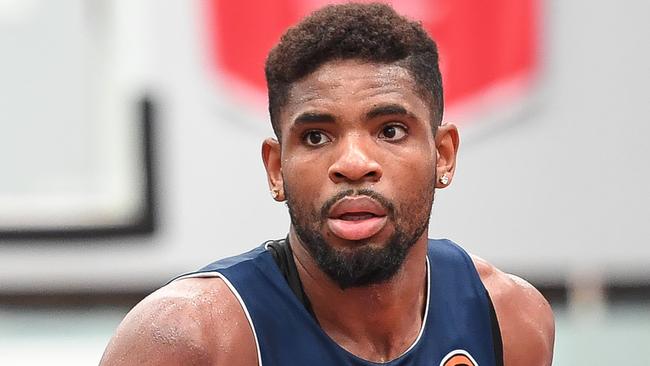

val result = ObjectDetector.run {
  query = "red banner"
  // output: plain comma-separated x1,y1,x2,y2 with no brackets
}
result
205,0,539,113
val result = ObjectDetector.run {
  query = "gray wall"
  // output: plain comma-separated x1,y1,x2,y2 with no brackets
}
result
1,0,648,293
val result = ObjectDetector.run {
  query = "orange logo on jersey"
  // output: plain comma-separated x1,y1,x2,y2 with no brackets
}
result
440,350,478,366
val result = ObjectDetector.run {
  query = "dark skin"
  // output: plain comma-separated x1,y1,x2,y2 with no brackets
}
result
100,60,555,366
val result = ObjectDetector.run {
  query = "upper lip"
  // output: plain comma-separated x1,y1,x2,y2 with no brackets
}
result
328,196,387,219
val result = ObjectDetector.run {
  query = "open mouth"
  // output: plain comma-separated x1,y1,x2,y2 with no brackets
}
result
338,212,378,221
326,196,389,241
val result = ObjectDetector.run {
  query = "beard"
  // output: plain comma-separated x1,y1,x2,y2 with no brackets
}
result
285,187,434,290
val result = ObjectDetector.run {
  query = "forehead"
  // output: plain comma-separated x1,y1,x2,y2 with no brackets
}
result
281,60,430,122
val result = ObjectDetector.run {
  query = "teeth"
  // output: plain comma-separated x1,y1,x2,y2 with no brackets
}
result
340,213,375,221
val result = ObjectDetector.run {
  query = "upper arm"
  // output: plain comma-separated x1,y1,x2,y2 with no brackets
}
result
473,255,555,366
100,278,258,366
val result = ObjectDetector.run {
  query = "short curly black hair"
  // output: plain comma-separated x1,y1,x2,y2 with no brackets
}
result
265,2,443,139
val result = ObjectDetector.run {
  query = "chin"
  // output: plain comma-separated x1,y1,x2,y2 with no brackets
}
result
324,231,394,251
301,228,416,289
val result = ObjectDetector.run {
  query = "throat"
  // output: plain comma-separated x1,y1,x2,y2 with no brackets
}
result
284,230,431,363
307,261,430,363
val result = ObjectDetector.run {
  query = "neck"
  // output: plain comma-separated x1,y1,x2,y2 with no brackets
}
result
289,228,429,363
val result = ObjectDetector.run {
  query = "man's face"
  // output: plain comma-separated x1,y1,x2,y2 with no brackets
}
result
266,59,447,288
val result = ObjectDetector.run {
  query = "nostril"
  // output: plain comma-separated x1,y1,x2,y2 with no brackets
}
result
334,172,345,179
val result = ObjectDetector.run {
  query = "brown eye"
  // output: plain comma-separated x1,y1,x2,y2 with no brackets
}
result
304,131,331,146
378,124,407,141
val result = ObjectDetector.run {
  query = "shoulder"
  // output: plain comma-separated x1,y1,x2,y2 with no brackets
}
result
100,277,258,366
471,254,555,366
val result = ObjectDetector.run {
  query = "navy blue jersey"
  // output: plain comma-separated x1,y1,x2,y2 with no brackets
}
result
175,239,500,366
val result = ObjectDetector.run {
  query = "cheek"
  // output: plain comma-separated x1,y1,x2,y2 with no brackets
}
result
387,148,436,190
282,155,329,198
385,150,436,216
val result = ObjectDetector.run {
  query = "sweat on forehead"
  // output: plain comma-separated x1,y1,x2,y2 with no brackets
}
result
265,2,444,139
285,61,415,104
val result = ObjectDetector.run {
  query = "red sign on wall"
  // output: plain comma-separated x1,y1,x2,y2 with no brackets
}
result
204,0,539,117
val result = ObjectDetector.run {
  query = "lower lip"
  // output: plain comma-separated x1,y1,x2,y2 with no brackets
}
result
327,216,388,241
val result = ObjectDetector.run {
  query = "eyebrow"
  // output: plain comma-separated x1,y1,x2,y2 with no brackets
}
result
365,104,414,120
293,111,336,125
292,103,414,126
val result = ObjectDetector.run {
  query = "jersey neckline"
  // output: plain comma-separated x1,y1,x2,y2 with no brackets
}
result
264,241,432,365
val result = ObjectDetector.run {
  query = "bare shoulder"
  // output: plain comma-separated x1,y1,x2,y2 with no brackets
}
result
100,277,258,366
471,254,555,366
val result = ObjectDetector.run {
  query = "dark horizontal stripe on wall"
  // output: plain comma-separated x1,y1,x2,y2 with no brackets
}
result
536,284,568,307
606,283,650,303
0,291,152,309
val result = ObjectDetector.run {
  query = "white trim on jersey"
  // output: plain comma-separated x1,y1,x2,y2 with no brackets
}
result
392,256,431,359
173,253,431,365
175,271,263,366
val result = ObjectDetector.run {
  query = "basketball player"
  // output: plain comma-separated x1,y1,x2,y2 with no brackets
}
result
101,3,554,365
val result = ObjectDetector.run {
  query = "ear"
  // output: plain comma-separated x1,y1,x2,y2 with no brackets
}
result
261,138,285,201
434,123,460,189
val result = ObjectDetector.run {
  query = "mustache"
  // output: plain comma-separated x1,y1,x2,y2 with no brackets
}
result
319,189,396,220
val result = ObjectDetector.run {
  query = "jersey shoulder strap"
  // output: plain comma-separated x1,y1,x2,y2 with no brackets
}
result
425,238,503,366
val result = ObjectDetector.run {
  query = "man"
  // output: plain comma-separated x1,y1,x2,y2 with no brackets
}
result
101,3,554,365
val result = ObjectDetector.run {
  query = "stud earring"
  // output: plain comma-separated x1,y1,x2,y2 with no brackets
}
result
271,188,282,200
439,175,449,185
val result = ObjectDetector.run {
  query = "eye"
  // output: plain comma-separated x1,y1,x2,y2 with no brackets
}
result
303,130,332,146
378,124,408,141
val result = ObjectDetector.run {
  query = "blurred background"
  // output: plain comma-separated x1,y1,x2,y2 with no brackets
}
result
1,0,648,364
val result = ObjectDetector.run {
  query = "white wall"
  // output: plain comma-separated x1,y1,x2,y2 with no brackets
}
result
434,0,650,282
0,0,648,292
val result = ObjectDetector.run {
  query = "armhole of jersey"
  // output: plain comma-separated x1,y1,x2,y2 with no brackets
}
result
175,272,263,366
447,239,504,366
485,289,504,366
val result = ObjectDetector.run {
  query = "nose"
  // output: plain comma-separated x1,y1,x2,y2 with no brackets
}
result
328,135,382,184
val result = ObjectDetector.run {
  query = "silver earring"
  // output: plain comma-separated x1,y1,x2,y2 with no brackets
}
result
439,175,449,185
